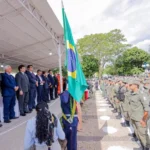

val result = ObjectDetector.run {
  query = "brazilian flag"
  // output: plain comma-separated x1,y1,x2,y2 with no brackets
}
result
62,2,87,102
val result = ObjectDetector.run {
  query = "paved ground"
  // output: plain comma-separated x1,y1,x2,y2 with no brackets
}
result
78,91,142,150
0,99,61,150
0,91,143,150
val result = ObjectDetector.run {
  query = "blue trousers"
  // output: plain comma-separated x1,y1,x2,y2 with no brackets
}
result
63,117,78,150
42,88,49,102
28,88,36,110
37,85,43,103
3,95,16,121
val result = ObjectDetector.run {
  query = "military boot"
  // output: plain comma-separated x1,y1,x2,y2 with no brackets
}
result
116,113,122,119
109,104,113,108
125,120,130,127
112,109,117,113
132,133,138,141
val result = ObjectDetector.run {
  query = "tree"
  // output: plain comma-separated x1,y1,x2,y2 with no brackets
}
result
53,66,67,77
115,47,150,75
81,55,99,78
103,65,117,75
77,29,130,76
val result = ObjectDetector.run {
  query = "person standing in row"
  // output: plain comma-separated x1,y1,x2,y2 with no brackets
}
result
48,70,55,100
0,73,3,127
42,71,50,103
54,73,58,99
15,65,30,116
26,65,37,112
129,80,150,150
36,70,44,103
1,66,19,123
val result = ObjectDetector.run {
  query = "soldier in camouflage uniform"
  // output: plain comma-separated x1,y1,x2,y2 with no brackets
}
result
115,79,125,119
129,80,150,150
121,80,130,127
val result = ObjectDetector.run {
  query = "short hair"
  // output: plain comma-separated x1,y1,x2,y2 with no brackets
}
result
48,70,52,73
4,65,11,71
27,65,33,69
42,71,46,75
18,65,25,71
37,69,42,73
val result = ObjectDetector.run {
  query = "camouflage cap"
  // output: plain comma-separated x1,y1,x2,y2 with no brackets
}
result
128,80,140,85
143,79,150,84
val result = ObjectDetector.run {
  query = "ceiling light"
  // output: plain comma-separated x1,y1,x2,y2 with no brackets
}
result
49,52,52,56
1,64,4,68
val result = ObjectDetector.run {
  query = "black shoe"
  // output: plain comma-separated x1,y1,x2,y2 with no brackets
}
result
29,108,33,112
32,106,36,109
10,117,19,119
4,120,11,123
20,113,26,116
0,124,2,127
25,110,32,113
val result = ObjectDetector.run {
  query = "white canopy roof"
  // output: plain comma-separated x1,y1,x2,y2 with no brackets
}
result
0,0,65,70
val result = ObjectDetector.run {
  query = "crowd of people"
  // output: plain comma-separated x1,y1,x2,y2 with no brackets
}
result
0,65,67,126
100,76,150,150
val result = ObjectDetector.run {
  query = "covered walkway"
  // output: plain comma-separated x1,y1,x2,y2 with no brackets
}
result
0,0,65,70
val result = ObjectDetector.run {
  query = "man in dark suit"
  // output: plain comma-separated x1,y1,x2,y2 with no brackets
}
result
26,65,37,112
42,71,50,103
15,65,30,116
1,65,19,123
54,73,58,99
0,73,3,127
48,70,55,100
36,70,44,103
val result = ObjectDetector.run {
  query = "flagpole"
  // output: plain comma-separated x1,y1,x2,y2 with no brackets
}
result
58,41,63,93
61,0,64,8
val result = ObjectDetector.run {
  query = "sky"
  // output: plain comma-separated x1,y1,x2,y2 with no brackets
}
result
48,0,150,51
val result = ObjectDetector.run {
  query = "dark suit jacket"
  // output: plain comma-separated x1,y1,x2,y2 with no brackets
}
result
48,74,54,86
1,73,16,97
42,75,49,90
36,75,43,87
0,73,2,93
15,72,29,92
53,76,58,86
26,71,37,89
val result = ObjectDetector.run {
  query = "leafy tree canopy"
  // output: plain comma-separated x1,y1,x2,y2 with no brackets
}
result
77,29,130,76
114,47,150,75
81,55,99,78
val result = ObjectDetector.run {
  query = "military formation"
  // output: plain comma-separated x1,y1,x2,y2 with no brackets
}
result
100,77,150,150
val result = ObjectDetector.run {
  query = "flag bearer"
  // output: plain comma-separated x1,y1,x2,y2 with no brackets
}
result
60,90,78,150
